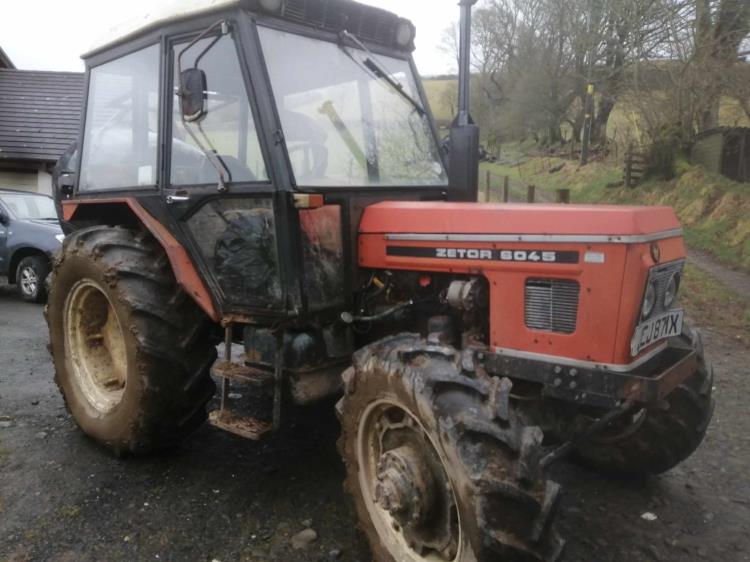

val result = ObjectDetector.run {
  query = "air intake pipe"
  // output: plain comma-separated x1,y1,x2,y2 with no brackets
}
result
447,0,480,202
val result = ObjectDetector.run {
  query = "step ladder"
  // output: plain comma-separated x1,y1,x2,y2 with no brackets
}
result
207,321,281,440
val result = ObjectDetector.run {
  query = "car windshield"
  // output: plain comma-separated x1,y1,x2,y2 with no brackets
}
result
258,27,447,188
0,194,57,220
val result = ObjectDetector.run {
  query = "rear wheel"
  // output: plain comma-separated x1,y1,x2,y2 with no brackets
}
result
337,335,563,562
575,330,714,476
16,255,49,303
46,226,216,455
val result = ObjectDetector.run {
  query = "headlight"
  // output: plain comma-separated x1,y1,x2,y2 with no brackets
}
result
664,273,680,308
395,19,416,48
642,281,656,318
55,234,65,244
259,0,283,13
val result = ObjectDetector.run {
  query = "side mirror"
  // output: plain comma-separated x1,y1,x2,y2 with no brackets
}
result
0,209,8,226
59,172,75,196
179,68,208,122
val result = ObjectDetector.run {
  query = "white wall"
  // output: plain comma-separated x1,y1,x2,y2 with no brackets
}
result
0,170,39,192
37,170,52,196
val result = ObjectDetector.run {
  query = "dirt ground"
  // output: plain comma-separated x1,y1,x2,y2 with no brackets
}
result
1,278,749,562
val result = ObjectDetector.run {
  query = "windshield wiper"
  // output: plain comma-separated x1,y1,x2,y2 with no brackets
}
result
338,30,426,117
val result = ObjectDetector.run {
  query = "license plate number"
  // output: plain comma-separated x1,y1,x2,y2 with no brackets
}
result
631,310,684,356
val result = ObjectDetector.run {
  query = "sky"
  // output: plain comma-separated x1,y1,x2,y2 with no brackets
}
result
0,0,458,76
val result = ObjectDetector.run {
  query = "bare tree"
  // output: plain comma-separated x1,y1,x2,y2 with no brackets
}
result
438,0,749,149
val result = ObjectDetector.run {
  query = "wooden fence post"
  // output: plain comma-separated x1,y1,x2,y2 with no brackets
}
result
485,170,491,202
556,188,570,203
625,143,633,188
503,176,510,202
527,185,536,203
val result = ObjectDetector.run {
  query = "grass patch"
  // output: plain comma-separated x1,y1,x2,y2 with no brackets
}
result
480,157,622,202
423,79,456,125
680,264,750,343
576,162,750,270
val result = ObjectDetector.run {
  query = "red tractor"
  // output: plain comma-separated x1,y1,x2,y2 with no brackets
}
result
48,1,713,560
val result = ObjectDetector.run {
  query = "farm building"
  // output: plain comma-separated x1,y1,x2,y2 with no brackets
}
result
0,46,14,69
692,127,750,183
0,49,84,195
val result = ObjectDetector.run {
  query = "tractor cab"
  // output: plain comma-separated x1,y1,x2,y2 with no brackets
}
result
65,0,447,321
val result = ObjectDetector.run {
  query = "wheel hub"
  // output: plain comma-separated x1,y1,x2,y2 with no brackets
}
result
375,445,436,527
20,266,38,296
64,279,128,414
358,401,460,561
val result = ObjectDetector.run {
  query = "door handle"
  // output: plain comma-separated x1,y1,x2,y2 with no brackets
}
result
166,194,190,204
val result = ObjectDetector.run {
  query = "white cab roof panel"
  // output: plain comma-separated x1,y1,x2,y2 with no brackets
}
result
86,0,241,57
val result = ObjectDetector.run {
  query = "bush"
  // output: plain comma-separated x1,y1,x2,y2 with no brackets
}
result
645,125,682,180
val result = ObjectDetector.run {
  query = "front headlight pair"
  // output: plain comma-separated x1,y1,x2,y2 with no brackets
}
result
641,272,680,318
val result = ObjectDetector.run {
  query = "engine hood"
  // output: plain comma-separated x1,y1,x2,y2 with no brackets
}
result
359,201,681,241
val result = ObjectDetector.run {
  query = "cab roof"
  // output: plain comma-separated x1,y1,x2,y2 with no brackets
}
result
86,0,412,58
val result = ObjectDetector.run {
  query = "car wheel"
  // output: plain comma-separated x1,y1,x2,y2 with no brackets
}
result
16,255,50,303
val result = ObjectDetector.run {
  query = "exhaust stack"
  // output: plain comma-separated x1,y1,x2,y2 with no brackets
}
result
447,0,480,202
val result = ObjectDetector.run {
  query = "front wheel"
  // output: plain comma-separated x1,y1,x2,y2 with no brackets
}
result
575,330,714,476
16,255,49,303
337,335,563,562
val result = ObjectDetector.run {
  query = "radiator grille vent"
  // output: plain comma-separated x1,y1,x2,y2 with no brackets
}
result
283,0,399,47
525,279,580,334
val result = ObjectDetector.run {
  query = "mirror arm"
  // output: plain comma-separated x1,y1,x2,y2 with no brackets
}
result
177,19,231,193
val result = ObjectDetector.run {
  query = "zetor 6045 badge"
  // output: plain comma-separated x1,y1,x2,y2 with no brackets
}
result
387,246,580,263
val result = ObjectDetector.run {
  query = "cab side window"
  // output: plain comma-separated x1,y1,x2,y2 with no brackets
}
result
79,44,160,191
171,34,268,186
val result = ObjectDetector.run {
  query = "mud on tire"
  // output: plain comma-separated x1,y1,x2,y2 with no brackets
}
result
575,330,714,476
337,334,563,562
46,226,217,455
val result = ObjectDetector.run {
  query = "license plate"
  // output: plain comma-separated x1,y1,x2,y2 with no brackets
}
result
631,309,684,356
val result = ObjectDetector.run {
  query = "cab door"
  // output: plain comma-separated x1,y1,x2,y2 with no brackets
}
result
163,22,295,317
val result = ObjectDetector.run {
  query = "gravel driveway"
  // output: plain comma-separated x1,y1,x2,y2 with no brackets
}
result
1,284,748,562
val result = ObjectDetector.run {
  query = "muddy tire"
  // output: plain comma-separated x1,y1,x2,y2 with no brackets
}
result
337,334,563,562
575,332,714,476
16,255,49,303
46,226,216,455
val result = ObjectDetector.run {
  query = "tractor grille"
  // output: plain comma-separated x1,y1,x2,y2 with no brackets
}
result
283,0,399,47
525,279,580,334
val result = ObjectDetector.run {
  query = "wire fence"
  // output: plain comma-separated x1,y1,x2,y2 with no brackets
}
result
479,137,635,202
479,169,565,204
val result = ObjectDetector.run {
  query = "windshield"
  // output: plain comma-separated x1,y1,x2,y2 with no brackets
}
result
258,27,447,188
0,194,57,220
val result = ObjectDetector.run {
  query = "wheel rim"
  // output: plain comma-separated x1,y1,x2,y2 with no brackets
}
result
64,279,128,414
20,266,38,297
357,399,462,561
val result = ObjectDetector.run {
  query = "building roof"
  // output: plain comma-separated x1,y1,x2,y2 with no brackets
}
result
0,69,84,164
0,46,14,69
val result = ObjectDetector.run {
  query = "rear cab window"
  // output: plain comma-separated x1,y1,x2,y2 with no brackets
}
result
79,44,160,191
